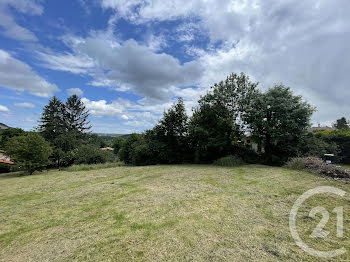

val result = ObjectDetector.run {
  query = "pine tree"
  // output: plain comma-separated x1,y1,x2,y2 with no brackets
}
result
65,95,91,137
38,96,66,142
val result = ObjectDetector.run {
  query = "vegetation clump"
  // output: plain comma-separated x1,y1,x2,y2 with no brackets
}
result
5,132,52,175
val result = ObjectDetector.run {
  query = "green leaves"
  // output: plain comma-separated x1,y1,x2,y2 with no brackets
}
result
5,133,52,174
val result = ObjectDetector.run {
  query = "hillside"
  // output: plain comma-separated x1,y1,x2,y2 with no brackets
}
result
0,165,349,261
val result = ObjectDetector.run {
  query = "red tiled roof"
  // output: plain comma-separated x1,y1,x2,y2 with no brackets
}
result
0,159,14,165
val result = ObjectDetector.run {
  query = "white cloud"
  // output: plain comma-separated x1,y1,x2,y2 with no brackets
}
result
67,88,84,96
81,98,125,117
0,105,9,112
0,49,59,97
37,51,95,74
39,36,203,100
14,102,35,108
0,0,43,41
98,0,350,124
32,0,350,126
81,97,170,128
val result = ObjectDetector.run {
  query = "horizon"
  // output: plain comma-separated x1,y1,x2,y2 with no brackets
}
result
0,1,349,133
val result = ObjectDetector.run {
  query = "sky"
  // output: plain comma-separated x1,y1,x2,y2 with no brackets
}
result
0,0,349,133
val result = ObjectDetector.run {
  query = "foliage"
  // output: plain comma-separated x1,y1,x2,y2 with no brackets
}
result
38,96,66,143
286,157,350,179
5,133,52,174
297,132,339,160
65,95,91,137
333,117,349,130
112,137,125,155
119,133,144,164
189,73,258,163
285,158,305,170
130,137,155,165
213,155,245,167
74,145,113,165
87,133,108,148
235,145,262,164
244,85,315,165
314,130,350,164
147,98,191,164
38,95,91,167
0,128,25,149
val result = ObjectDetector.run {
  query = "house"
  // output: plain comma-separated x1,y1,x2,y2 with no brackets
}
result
0,150,14,165
101,147,114,152
0,123,9,130
309,124,335,132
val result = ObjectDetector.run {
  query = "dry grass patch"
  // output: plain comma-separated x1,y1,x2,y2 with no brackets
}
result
0,165,349,261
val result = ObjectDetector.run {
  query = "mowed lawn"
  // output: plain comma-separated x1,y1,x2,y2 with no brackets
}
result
0,165,349,261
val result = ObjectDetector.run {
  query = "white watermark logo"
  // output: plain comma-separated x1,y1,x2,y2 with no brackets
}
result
289,186,346,258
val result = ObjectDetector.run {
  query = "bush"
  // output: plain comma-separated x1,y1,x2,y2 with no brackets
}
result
315,130,350,164
74,145,113,165
213,155,245,167
285,158,305,170
5,132,52,175
286,157,350,179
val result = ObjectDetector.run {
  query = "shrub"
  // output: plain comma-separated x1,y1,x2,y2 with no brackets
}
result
213,155,245,167
5,132,52,175
285,158,304,170
286,157,350,179
74,145,113,165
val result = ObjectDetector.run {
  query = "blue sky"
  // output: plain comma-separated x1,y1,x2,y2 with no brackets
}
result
0,0,349,133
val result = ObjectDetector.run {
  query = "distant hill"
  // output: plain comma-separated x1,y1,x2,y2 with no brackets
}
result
94,133,131,140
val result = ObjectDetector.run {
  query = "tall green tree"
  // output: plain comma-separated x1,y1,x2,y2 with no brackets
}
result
147,97,190,163
38,96,66,142
244,84,315,164
189,102,234,163
334,117,349,130
189,72,258,163
65,95,91,137
5,133,52,175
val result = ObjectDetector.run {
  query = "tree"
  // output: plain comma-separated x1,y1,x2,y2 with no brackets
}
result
112,137,125,155
244,84,315,164
189,72,258,163
0,128,25,149
119,134,144,164
74,145,112,165
334,117,349,130
38,95,91,167
189,102,234,163
315,130,350,164
38,96,66,143
199,72,258,132
65,95,91,138
5,133,52,174
148,97,190,163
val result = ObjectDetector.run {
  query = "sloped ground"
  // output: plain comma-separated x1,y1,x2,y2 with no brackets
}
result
0,165,349,261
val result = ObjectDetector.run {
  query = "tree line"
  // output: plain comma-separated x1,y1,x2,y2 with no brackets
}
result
1,72,349,174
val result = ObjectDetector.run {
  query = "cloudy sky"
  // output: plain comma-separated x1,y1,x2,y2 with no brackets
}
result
0,0,349,133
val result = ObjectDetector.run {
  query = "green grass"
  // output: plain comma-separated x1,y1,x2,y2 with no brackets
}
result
61,161,124,172
0,165,349,261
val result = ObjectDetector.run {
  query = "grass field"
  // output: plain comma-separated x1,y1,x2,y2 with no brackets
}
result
0,165,349,261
